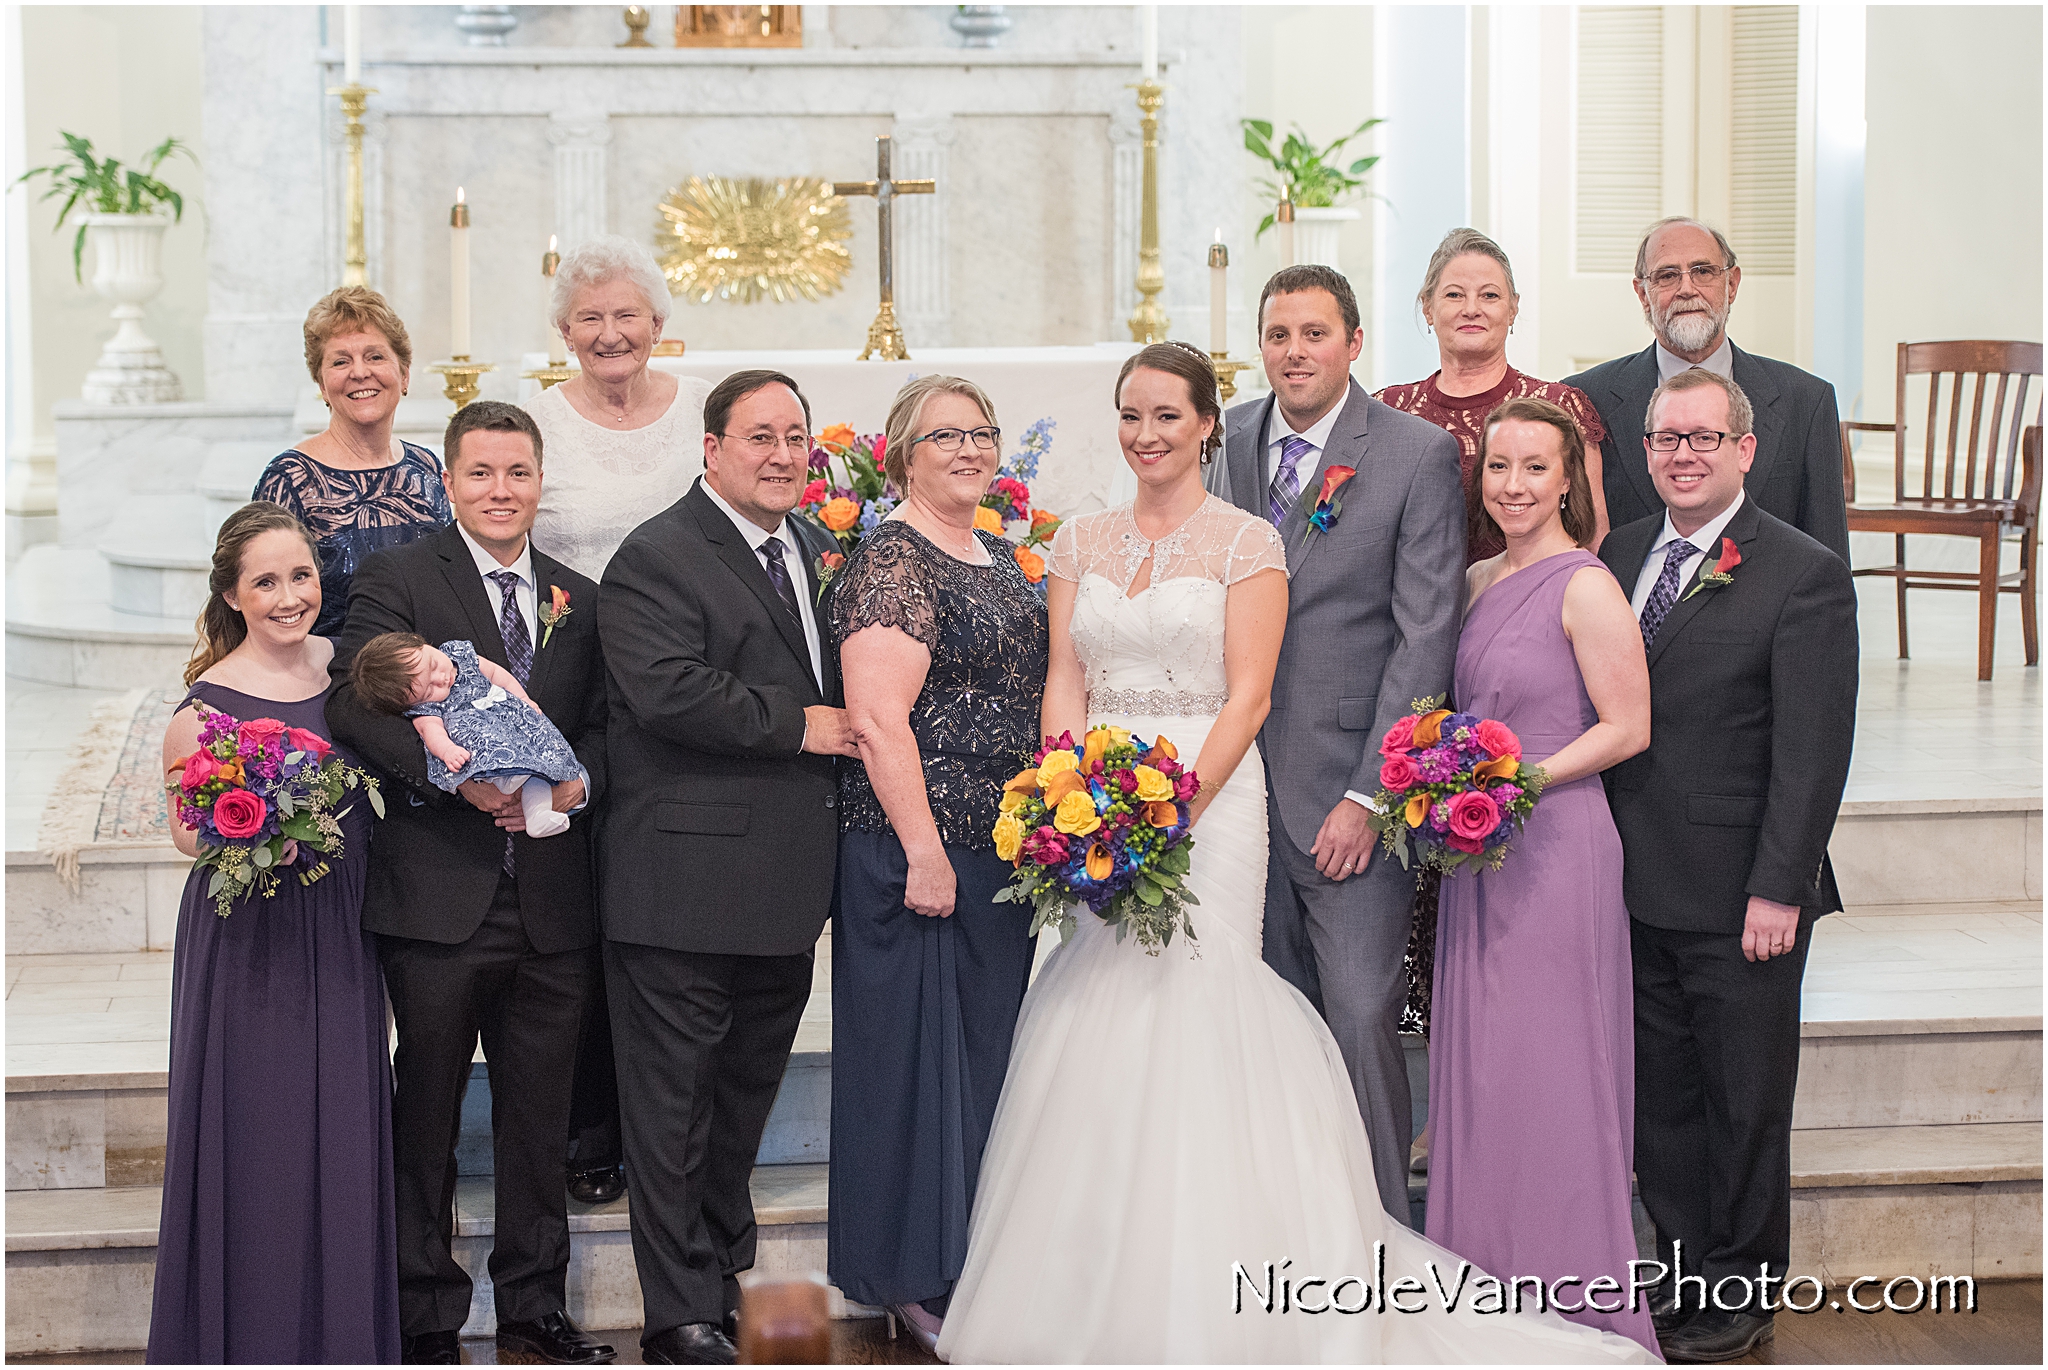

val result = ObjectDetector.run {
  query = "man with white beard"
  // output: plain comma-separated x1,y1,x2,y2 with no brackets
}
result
1567,218,1849,562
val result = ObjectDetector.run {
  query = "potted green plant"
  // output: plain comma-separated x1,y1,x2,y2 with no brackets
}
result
1242,117,1382,270
16,132,194,402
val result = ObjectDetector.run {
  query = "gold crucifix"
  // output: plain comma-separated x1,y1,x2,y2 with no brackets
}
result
833,135,934,360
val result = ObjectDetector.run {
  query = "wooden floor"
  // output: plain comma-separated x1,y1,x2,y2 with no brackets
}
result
15,1282,2041,1364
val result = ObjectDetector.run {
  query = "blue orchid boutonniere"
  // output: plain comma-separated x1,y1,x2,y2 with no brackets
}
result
1296,465,1358,553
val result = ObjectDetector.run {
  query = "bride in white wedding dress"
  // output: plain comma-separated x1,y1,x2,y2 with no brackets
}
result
935,344,1655,1365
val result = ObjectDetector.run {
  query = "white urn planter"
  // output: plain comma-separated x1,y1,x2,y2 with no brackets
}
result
1293,205,1362,273
80,212,183,405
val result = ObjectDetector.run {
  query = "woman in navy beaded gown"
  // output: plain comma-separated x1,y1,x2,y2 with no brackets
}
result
253,287,450,637
146,501,399,1364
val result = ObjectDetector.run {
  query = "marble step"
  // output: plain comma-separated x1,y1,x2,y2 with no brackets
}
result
3,1162,836,1357
196,440,284,529
4,547,194,689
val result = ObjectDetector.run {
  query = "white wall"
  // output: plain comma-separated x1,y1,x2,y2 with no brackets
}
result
1861,5,2042,422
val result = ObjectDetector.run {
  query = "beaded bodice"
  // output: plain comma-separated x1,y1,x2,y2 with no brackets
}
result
1048,496,1287,717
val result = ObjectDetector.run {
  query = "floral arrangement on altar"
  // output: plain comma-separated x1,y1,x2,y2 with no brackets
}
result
171,705,384,917
992,726,1202,954
797,416,1062,584
1364,697,1547,874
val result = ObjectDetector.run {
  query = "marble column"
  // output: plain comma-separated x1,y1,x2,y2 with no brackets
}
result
324,104,387,290
548,109,612,253
890,113,954,350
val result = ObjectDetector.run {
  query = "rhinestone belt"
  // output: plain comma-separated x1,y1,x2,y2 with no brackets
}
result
1087,687,1228,717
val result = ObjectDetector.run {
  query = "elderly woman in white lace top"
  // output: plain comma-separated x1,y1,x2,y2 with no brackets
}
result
525,234,712,580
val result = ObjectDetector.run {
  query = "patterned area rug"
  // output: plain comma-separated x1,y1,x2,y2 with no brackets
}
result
37,688,182,888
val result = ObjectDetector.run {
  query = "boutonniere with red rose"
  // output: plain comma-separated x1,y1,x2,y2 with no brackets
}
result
1680,536,1742,601
814,550,846,601
538,585,571,647
1296,465,1357,553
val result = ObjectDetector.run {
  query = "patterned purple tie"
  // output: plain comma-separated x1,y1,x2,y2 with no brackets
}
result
487,569,530,874
1637,538,1699,649
759,536,803,625
1269,435,1313,527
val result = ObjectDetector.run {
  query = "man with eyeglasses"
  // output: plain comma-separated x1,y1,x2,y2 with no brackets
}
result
1567,217,1849,563
595,368,860,1365
1597,367,1858,1362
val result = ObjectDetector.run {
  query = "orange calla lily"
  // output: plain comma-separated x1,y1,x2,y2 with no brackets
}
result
1411,709,1453,748
1143,736,1179,765
1041,769,1087,807
1474,756,1520,784
1142,800,1180,829
549,584,570,614
1003,767,1042,794
1081,727,1113,774
1404,792,1432,828
1085,841,1115,881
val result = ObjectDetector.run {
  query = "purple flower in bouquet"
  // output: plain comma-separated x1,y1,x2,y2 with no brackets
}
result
1421,749,1462,784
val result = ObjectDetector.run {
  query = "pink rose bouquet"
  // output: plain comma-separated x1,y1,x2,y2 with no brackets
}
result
171,703,384,916
1362,696,1548,874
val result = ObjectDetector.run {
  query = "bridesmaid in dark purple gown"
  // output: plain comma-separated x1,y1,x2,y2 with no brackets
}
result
147,502,400,1364
1423,400,1658,1357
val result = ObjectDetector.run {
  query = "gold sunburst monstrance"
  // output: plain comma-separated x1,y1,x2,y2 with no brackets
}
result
657,176,852,305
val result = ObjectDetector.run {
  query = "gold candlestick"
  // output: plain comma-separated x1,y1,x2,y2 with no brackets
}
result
430,357,496,416
328,83,377,286
618,6,654,46
1125,78,1170,344
1210,352,1252,406
522,365,576,391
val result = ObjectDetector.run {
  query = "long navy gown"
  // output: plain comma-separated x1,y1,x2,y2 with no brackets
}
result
146,681,401,1364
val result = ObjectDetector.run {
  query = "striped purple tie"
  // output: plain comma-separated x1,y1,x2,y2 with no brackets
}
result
1270,435,1313,527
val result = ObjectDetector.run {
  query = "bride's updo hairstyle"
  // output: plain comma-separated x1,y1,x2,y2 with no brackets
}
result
184,501,323,687
1474,396,1597,550
1114,341,1224,463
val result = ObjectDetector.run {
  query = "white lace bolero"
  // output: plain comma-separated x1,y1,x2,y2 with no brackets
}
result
526,375,711,581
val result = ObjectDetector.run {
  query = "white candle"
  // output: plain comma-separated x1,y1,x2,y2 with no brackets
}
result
1141,5,1158,81
450,188,471,359
343,5,360,85
1208,230,1229,353
543,234,567,366
1276,187,1296,269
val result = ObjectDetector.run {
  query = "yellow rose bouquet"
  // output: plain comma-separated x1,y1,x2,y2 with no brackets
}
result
991,727,1202,955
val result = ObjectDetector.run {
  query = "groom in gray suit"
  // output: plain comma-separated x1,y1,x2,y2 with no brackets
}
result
1208,265,1466,1219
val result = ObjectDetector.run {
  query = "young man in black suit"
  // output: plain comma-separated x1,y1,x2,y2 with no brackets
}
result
595,370,858,1366
1568,217,1850,564
328,401,614,1367
1599,369,1858,1363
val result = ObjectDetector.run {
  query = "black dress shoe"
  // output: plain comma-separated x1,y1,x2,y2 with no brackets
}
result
401,1329,462,1365
495,1310,616,1365
1647,1286,1697,1337
643,1322,737,1365
1661,1309,1775,1363
567,1162,627,1205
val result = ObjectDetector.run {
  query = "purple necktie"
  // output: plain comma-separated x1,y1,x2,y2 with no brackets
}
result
760,536,803,624
1637,539,1699,649
1269,435,1313,527
487,569,530,874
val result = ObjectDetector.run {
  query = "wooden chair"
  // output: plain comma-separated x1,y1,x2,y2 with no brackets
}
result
1840,341,2043,680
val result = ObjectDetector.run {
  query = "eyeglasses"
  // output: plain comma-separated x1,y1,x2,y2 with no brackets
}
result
1645,429,1732,453
911,426,1002,453
719,432,812,455
1642,263,1729,292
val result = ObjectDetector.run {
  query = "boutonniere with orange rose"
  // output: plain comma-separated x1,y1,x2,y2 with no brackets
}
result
1296,464,1357,553
813,550,845,600
1680,536,1742,601
992,726,1202,954
1363,696,1548,875
537,585,571,647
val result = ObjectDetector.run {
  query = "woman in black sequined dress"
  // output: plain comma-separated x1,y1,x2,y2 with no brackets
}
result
826,376,1048,1350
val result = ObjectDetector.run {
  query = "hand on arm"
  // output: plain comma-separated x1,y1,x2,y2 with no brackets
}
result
842,623,953,918
1039,574,1088,744
476,655,537,708
411,715,471,773
801,705,861,757
1536,565,1651,785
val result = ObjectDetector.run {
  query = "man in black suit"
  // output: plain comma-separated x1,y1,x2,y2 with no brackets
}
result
596,369,858,1365
1599,369,1858,1363
329,401,615,1367
1568,217,1850,564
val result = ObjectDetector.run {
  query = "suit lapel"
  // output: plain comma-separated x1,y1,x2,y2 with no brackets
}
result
1611,346,1665,518
1646,496,1762,670
788,516,840,699
1226,394,1275,520
1286,382,1372,576
523,549,566,702
690,486,818,685
1731,343,1785,495
435,527,509,671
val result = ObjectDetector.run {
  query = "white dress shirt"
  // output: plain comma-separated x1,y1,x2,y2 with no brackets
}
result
1629,488,1747,616
702,480,826,693
1655,335,1735,383
454,522,587,808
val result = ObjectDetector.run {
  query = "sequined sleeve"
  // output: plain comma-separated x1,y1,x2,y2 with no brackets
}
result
1225,516,1288,584
829,522,940,651
1045,517,1082,583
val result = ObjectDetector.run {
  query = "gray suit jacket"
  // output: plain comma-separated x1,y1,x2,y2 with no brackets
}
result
1209,381,1467,852
1566,341,1850,564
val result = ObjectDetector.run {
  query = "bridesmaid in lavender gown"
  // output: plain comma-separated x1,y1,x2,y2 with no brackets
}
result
1425,399,1658,1357
147,503,399,1364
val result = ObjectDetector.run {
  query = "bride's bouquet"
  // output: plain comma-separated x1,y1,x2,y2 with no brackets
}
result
1364,696,1547,875
171,704,384,917
992,727,1201,954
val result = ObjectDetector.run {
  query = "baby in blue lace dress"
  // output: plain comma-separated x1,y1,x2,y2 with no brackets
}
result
351,632,581,838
